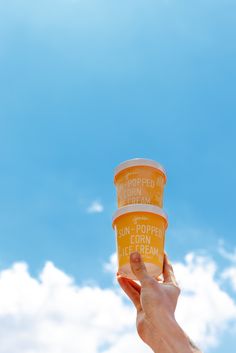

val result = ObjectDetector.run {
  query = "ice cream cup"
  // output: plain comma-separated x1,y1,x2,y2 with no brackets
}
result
112,204,168,280
114,158,167,208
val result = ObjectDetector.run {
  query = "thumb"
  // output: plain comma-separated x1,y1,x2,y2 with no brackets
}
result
130,252,150,284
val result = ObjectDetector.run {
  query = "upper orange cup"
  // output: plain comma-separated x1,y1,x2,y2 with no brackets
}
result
114,158,167,208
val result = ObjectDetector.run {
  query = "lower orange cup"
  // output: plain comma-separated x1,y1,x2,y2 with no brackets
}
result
112,204,168,280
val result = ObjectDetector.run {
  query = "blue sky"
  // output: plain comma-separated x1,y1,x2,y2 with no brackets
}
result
0,1,236,352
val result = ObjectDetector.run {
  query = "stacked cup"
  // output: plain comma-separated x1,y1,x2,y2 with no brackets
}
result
112,158,168,280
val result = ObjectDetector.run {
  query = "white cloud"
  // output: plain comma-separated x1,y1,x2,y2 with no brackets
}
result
221,267,236,292
174,253,236,350
103,333,150,353
0,261,139,353
0,253,236,353
104,253,117,274
217,241,236,292
218,239,236,263
87,201,104,214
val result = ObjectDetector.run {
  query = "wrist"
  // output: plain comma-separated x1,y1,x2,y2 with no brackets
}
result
152,314,200,353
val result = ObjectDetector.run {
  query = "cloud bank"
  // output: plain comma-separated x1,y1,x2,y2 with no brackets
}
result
0,253,236,353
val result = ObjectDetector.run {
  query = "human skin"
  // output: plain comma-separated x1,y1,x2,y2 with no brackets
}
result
117,252,202,353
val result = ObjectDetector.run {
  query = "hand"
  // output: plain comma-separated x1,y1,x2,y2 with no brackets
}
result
117,252,179,352
117,252,202,353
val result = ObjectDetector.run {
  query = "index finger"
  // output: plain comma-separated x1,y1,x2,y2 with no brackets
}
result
163,252,178,286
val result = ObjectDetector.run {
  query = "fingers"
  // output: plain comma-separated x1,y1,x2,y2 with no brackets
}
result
163,252,178,286
130,252,151,285
117,276,142,311
125,277,141,294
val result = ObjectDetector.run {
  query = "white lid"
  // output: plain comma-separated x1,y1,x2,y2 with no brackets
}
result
114,158,167,182
112,204,168,229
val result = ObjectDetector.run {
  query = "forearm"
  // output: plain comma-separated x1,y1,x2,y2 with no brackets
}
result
153,315,202,353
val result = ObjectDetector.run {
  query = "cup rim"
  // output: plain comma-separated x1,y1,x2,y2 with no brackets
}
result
112,204,168,229
114,158,167,183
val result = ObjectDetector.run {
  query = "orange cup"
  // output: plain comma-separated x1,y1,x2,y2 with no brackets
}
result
112,204,168,280
114,158,167,208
